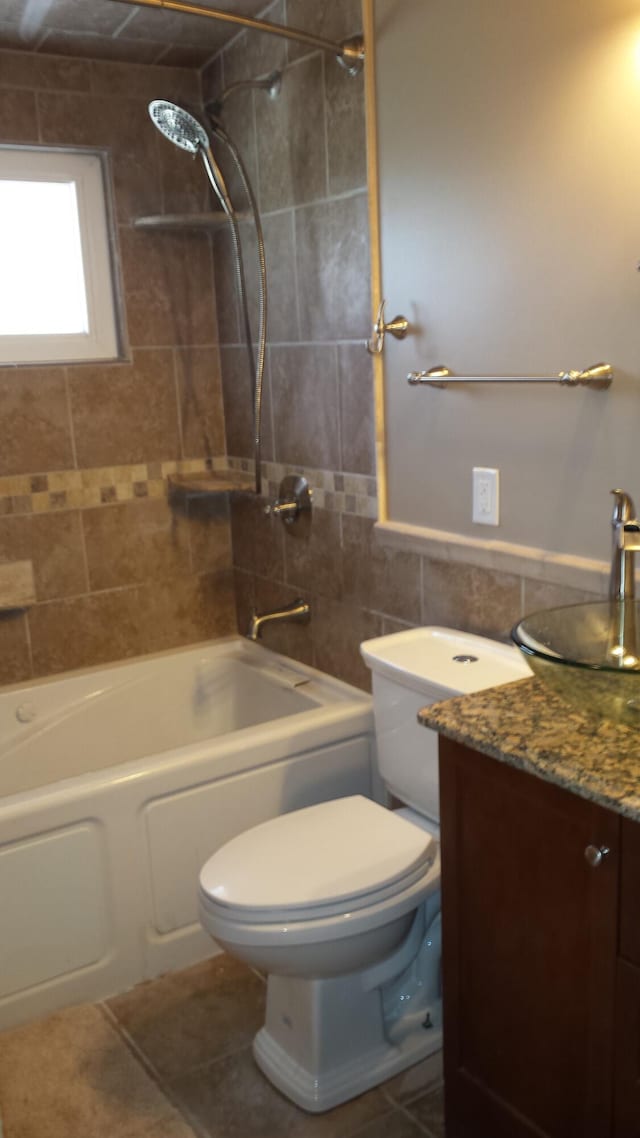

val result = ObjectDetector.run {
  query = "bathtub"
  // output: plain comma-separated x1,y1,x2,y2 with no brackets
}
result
0,637,374,1031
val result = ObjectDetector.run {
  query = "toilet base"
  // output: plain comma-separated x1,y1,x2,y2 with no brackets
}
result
252,969,442,1113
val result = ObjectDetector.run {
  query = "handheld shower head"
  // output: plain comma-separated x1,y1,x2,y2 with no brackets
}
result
148,99,208,154
148,99,233,215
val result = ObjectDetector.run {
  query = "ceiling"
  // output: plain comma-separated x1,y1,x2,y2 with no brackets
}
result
0,0,269,68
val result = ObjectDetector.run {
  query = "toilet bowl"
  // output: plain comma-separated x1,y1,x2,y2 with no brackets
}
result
199,627,531,1112
199,795,440,976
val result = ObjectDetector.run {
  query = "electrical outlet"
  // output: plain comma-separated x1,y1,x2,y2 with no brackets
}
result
472,467,500,526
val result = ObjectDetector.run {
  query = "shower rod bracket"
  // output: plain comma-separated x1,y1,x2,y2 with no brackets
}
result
407,362,613,389
112,0,365,74
367,299,410,355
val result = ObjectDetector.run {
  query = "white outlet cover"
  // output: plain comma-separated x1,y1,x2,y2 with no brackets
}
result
472,467,500,526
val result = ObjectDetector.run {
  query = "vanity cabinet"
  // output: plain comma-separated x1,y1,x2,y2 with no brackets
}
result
438,737,634,1138
615,819,640,1135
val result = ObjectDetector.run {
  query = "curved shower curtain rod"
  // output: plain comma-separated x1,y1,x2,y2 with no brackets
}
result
112,0,365,74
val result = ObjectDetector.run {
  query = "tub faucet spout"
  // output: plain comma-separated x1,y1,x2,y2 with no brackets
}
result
247,598,311,642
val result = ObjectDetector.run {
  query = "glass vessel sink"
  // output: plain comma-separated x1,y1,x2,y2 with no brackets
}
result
512,601,640,725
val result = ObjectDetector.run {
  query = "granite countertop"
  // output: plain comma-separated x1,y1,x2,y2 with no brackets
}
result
419,677,640,822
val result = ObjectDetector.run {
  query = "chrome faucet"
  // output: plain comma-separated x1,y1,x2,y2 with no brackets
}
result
608,489,640,666
610,489,640,601
247,598,311,642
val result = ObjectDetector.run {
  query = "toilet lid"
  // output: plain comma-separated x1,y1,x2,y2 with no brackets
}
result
199,795,434,918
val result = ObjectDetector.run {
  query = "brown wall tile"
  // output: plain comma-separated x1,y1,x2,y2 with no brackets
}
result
39,30,163,66
212,90,258,208
0,49,91,91
422,558,522,640
285,0,363,64
342,514,422,624
69,350,181,467
230,493,284,579
0,611,31,685
284,507,343,601
176,346,226,460
29,587,146,677
295,193,371,342
312,596,382,692
0,512,87,601
201,55,223,107
29,570,236,678
136,569,236,654
233,567,254,636
269,344,340,470
222,1,286,85
82,498,191,591
119,229,216,346
338,344,376,476
220,346,274,461
212,228,240,346
0,369,74,477
88,59,200,103
0,88,38,140
255,55,326,213
240,212,300,346
521,577,600,614
325,62,367,196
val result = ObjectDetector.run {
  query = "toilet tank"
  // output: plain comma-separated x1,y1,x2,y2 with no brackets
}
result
360,627,531,821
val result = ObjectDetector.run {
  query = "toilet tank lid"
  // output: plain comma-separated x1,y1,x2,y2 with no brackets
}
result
199,796,434,914
360,626,531,695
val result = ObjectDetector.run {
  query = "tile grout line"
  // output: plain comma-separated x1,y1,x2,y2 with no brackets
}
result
98,1002,206,1138
97,1002,177,1086
397,1100,443,1137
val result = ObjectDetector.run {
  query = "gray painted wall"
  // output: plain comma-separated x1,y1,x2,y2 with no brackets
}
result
374,0,640,563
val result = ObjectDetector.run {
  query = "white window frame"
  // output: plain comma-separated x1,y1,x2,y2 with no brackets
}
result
0,146,121,365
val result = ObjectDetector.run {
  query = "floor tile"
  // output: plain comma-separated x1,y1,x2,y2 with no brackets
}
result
107,954,265,1078
0,1004,179,1138
168,1045,391,1138
383,1054,443,1106
405,1086,445,1138
350,1109,431,1137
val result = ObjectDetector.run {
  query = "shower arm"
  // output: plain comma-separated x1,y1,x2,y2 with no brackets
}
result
112,0,365,74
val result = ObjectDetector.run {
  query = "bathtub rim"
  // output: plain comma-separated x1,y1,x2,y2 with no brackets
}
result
0,637,373,809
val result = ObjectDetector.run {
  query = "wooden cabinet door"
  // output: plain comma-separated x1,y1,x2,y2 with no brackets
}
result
614,960,640,1137
439,739,620,1138
615,819,640,1137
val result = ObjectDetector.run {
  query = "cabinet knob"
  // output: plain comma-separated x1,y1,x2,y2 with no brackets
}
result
584,844,610,868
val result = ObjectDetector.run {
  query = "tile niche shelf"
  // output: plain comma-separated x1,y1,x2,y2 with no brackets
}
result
167,470,254,502
133,212,247,232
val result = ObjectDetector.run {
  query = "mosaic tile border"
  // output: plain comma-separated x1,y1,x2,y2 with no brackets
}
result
0,457,378,519
228,457,379,520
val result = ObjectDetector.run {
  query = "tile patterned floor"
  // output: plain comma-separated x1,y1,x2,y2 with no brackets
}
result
0,954,445,1138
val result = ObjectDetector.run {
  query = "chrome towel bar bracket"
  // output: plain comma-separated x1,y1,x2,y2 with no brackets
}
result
407,362,613,389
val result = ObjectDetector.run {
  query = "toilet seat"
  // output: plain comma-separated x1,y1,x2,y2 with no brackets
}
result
199,796,440,947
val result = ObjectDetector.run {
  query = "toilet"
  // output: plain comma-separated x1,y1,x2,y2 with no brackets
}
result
198,627,530,1112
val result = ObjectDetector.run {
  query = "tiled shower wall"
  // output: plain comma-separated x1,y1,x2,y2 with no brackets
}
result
203,1,598,690
0,49,235,683
0,8,598,692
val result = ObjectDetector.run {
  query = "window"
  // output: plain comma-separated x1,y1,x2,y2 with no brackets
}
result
0,147,120,365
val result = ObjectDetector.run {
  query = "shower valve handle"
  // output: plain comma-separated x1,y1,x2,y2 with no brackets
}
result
264,499,298,522
263,475,312,528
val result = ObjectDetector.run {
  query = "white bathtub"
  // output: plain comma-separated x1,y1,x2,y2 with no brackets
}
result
0,638,374,1031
